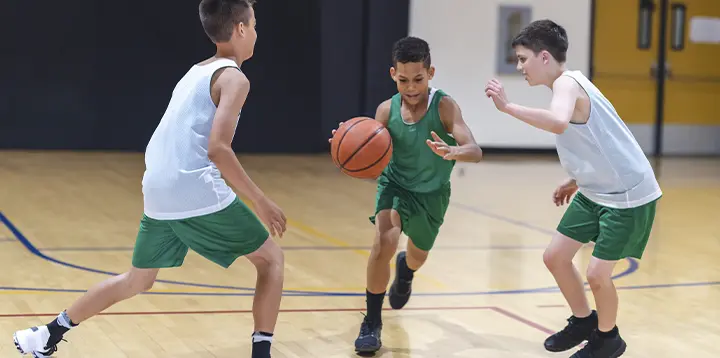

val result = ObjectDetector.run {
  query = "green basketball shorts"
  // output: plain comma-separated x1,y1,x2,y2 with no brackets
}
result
557,191,660,261
369,176,451,251
132,198,269,269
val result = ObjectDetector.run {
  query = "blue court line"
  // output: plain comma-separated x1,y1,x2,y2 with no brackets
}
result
0,212,326,296
0,209,639,297
35,244,550,252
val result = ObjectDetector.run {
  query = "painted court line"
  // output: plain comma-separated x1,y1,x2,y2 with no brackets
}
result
0,210,641,297
4,276,718,297
0,306,554,335
32,244,551,252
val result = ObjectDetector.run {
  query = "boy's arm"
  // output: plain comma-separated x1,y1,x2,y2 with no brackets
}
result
208,68,286,236
374,99,392,127
429,96,483,162
206,68,264,203
486,76,579,134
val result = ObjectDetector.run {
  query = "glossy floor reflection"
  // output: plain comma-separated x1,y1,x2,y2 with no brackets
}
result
0,151,718,357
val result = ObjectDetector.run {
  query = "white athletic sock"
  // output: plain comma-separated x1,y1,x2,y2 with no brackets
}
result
252,331,273,343
56,311,75,330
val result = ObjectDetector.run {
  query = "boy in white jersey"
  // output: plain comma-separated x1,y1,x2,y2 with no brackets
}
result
485,20,661,358
13,1,286,358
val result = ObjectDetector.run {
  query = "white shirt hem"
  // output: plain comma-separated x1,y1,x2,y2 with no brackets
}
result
579,188,663,209
143,192,238,220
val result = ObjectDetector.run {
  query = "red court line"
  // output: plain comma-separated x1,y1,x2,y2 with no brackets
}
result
1,306,554,334
491,307,554,334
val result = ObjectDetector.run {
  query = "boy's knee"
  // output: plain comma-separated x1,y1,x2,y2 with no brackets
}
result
372,230,400,259
543,247,568,271
586,259,615,290
247,238,285,275
126,268,158,293
543,234,582,271
407,239,429,264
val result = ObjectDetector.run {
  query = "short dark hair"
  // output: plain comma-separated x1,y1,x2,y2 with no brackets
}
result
511,19,568,63
392,36,431,68
199,0,255,43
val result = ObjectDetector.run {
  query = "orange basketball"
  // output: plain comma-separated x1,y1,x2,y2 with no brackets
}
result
330,117,393,179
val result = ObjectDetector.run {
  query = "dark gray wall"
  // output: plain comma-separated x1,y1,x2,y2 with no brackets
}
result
0,0,409,153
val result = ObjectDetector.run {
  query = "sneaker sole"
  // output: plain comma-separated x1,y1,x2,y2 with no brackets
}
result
544,340,587,352
355,343,381,353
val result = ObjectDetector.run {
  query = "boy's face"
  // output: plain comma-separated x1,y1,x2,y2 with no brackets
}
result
514,45,552,86
233,7,257,60
390,62,435,106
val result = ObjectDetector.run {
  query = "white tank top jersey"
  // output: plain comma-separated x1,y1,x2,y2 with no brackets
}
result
555,70,662,209
141,58,241,220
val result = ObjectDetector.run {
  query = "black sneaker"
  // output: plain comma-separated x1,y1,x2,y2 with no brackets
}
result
354,314,382,353
570,330,627,358
544,310,598,352
388,251,412,309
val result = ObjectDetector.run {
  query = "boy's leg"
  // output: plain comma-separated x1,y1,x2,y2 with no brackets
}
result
544,192,599,352
169,198,282,358
244,238,284,357
544,233,591,318
571,198,658,358
355,209,402,353
13,215,188,356
389,186,450,310
355,180,405,353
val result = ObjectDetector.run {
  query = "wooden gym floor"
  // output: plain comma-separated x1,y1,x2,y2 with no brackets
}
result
0,151,718,357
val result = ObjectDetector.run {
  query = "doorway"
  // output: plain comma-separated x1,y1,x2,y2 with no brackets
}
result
591,0,720,156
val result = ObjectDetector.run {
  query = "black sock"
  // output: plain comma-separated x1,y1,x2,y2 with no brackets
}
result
46,311,77,337
398,255,415,281
366,290,385,323
597,326,619,338
574,310,597,322
251,331,273,358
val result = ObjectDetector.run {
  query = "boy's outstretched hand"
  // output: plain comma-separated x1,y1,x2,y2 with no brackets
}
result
485,78,509,113
426,131,460,160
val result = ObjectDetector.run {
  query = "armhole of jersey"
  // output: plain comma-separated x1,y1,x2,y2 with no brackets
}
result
388,93,401,125
207,65,241,108
561,72,593,126
432,90,452,134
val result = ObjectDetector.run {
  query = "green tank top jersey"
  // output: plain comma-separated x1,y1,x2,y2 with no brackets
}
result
381,88,456,193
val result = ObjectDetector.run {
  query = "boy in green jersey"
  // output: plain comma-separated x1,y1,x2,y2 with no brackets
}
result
331,36,483,353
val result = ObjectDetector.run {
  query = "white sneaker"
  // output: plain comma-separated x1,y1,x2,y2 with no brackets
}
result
13,326,59,357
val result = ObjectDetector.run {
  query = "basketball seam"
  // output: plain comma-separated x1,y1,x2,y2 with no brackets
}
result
335,118,370,166
340,126,385,168
343,136,392,173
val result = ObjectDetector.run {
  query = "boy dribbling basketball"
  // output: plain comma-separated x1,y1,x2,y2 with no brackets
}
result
485,20,662,357
331,36,483,353
13,1,286,358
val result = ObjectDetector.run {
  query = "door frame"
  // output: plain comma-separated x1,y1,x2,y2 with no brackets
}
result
589,0,670,158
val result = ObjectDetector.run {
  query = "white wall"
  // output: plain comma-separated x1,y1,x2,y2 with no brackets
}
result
409,0,592,149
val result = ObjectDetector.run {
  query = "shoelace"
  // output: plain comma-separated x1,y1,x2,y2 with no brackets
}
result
41,338,67,356
358,313,376,336
558,317,585,336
